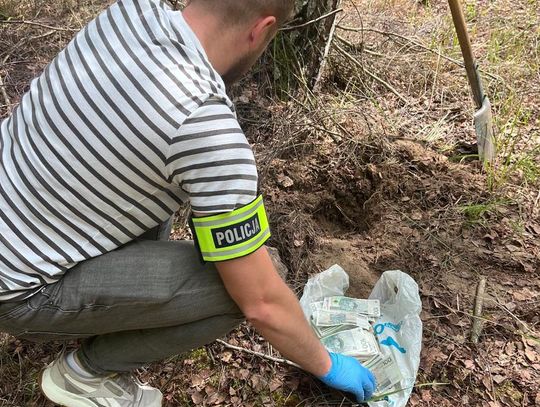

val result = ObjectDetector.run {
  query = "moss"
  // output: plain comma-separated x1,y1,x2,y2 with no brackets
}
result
187,348,212,369
495,381,523,404
272,389,303,406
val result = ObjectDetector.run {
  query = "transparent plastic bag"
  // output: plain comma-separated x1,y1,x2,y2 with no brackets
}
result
299,264,349,320
300,266,422,407
368,270,423,407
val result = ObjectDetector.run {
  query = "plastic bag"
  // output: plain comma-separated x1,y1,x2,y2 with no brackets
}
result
368,270,422,407
299,264,349,320
300,266,422,407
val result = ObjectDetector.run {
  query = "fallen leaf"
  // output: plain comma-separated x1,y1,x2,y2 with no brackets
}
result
191,391,203,404
482,375,493,392
269,378,283,392
492,374,505,384
525,347,538,363
520,369,531,381
251,374,264,390
191,375,205,388
463,359,475,369
527,223,540,235
277,174,294,188
409,393,420,406
420,389,432,402
220,351,233,363
411,212,423,221
238,369,250,380
505,302,517,312
512,291,527,301
506,244,521,253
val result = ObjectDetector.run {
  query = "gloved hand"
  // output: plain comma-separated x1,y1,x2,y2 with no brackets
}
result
318,352,377,402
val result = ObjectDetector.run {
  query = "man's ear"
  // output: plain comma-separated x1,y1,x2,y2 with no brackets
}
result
249,16,278,49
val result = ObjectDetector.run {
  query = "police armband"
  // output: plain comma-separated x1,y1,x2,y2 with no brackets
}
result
189,196,271,262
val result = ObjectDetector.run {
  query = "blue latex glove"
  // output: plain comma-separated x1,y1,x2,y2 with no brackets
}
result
319,352,377,402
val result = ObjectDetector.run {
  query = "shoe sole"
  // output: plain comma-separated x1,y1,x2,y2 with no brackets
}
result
39,368,98,407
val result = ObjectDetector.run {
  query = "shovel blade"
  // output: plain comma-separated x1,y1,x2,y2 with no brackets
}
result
473,97,496,163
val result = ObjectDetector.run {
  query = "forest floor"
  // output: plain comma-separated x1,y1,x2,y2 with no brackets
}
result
0,0,539,406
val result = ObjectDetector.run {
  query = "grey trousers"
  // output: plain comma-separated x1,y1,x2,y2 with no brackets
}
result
0,219,244,375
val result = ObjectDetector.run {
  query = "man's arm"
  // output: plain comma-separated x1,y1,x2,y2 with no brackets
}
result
214,245,332,376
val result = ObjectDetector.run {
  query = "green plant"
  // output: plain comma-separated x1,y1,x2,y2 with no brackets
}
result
458,199,507,225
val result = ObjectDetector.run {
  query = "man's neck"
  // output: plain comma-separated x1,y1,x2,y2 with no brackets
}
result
182,8,237,76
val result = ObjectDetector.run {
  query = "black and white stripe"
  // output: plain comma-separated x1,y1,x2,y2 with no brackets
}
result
0,0,258,301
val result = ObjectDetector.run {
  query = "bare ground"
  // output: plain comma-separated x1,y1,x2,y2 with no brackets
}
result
0,0,539,406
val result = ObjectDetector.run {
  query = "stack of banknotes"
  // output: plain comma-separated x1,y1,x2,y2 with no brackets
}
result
309,296,380,342
310,296,403,395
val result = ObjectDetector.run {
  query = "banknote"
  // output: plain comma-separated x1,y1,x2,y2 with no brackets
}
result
312,322,358,338
309,301,324,315
363,352,403,394
321,328,380,358
323,296,381,319
313,309,372,330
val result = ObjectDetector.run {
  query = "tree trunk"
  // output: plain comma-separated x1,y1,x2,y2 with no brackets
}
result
292,0,341,87
257,0,341,96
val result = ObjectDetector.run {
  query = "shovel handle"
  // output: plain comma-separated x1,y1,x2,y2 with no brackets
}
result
448,0,485,108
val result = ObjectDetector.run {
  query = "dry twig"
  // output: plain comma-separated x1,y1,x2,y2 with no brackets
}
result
470,277,486,343
334,42,409,104
0,19,78,32
281,8,343,32
313,0,343,91
0,74,10,107
215,339,301,369
337,25,501,82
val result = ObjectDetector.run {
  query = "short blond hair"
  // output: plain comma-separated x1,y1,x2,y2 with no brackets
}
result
187,0,295,26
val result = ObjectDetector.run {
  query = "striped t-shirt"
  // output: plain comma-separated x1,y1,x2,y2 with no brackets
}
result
0,0,259,301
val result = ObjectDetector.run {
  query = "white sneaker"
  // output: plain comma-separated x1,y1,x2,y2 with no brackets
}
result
39,352,163,406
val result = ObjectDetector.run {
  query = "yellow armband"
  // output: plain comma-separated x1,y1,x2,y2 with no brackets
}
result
189,195,271,262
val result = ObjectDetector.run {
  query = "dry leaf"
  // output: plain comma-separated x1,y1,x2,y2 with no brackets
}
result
269,378,283,392
463,359,475,369
191,391,204,404
411,212,423,221
420,389,432,401
408,393,421,406
277,174,294,188
525,347,538,363
191,375,205,388
492,374,505,384
482,375,493,393
512,291,527,301
220,351,233,363
238,369,250,380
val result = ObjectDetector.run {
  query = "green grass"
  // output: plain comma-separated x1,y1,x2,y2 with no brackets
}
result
458,199,508,225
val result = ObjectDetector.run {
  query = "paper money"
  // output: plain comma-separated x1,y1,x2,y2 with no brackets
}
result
312,322,358,339
313,309,372,330
309,301,324,315
363,353,403,395
323,296,381,319
321,328,380,358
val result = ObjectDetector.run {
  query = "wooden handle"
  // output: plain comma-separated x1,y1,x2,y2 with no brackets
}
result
448,0,484,108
